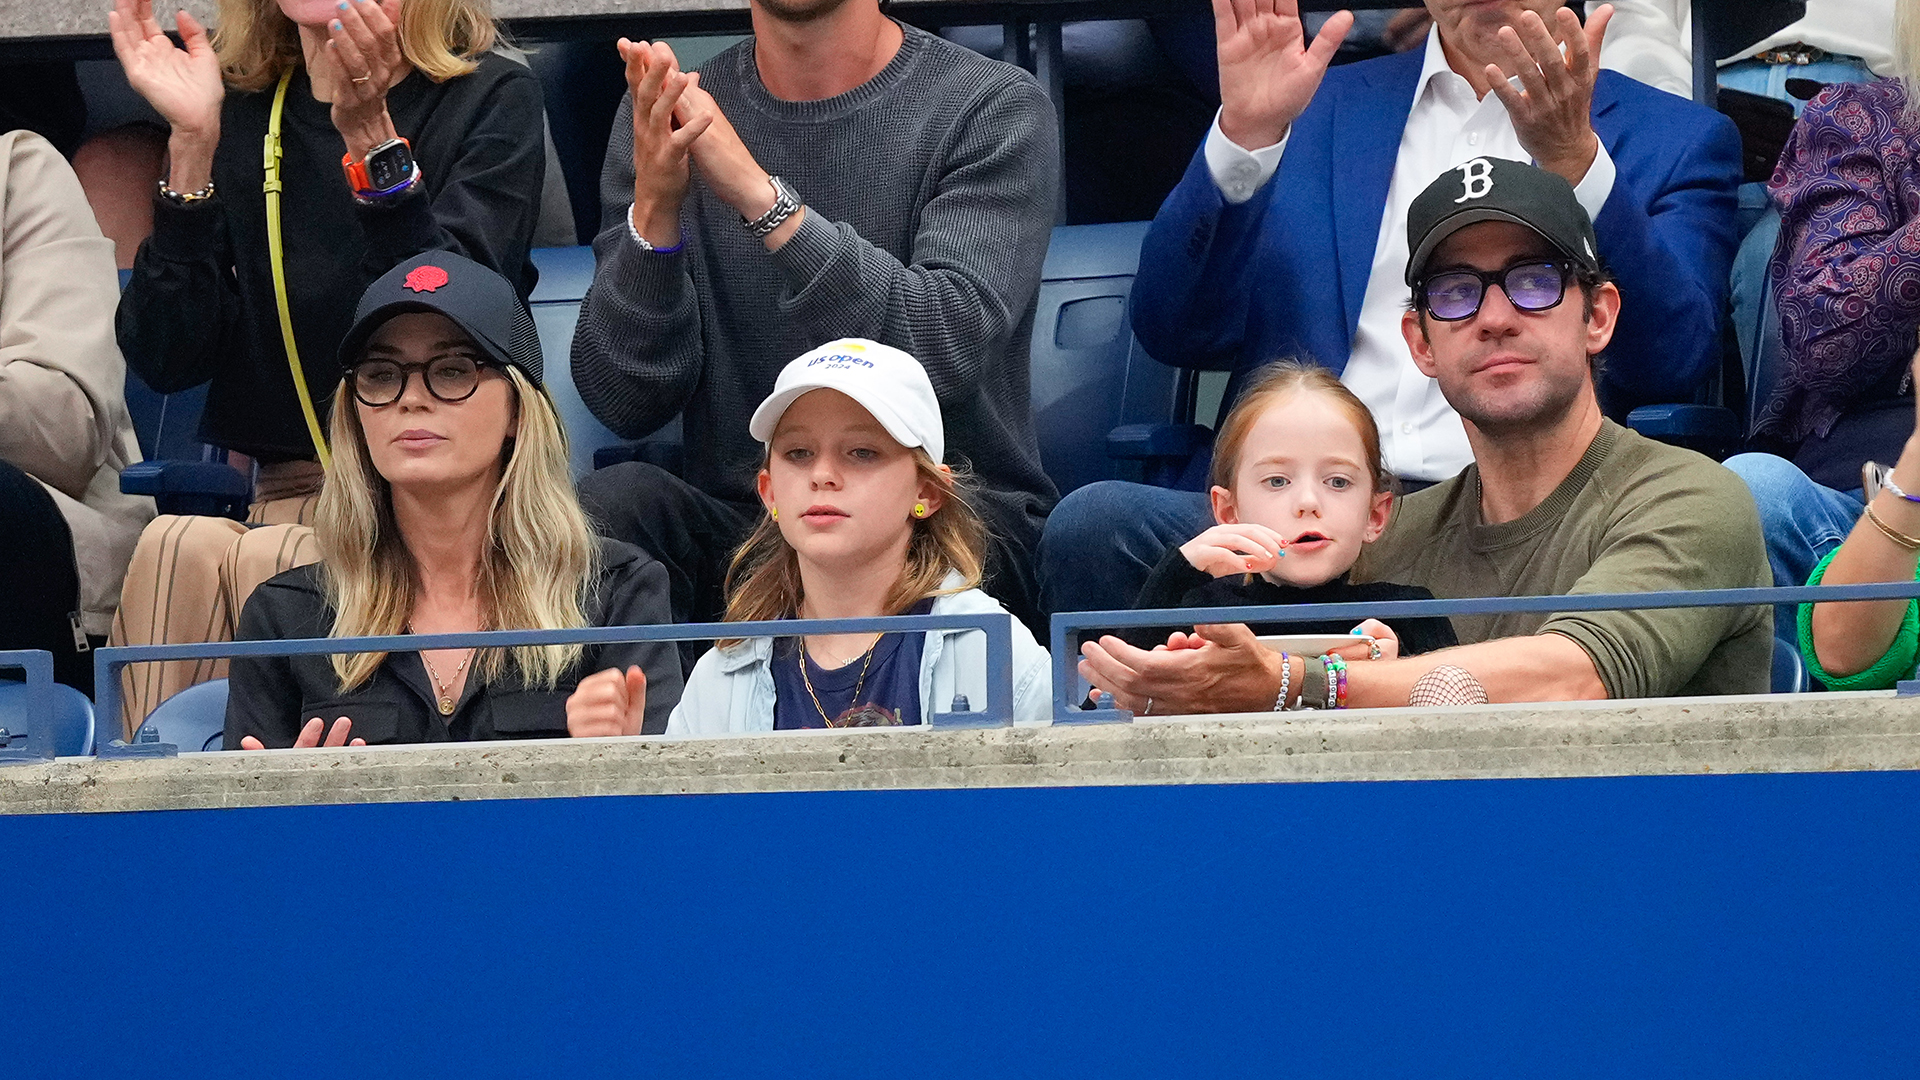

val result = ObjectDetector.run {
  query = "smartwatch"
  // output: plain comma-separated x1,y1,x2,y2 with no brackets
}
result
343,137,419,201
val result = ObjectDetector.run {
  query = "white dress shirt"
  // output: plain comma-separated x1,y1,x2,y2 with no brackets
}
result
1590,1,1895,99
1204,27,1616,481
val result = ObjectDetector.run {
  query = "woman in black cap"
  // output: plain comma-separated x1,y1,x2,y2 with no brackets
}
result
224,253,682,748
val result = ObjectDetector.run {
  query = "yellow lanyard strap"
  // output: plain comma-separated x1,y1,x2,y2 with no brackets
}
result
264,68,332,472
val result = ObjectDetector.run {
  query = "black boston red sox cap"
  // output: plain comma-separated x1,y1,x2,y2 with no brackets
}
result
337,251,545,388
1404,156,1604,287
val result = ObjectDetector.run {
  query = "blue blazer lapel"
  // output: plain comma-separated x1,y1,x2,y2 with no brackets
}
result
1331,49,1424,344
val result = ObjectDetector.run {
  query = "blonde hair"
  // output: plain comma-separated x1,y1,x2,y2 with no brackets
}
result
722,450,987,632
315,365,599,692
1900,0,1920,104
1209,359,1390,494
213,0,499,92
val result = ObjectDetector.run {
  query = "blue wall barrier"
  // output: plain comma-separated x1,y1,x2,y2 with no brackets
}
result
3,770,1915,1077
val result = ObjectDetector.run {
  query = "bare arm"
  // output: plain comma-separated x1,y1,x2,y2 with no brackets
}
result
1807,352,1920,678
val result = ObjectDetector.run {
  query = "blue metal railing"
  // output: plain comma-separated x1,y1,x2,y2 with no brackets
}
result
92,612,1017,754
1049,582,1920,723
0,649,56,764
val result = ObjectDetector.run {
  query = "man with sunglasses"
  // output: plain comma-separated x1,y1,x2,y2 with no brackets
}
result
1041,0,1740,617
1076,159,1771,712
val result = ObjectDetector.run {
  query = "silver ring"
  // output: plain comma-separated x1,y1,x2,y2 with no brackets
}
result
351,73,372,84
1142,697,1153,716
1368,641,1382,662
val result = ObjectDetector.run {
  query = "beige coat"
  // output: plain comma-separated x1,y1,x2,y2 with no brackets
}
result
1,129,153,636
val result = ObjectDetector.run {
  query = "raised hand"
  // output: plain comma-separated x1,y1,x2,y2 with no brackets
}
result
1214,0,1353,151
566,666,648,738
239,716,365,750
1179,522,1289,578
107,0,223,140
674,78,795,246
621,38,710,248
327,0,409,163
1484,3,1612,185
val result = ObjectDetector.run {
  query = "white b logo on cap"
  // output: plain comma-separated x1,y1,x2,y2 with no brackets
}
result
1455,158,1494,203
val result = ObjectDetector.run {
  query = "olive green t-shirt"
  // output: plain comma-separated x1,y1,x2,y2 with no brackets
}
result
1355,420,1772,698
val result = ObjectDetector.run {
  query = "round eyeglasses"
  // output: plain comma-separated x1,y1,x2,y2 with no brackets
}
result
1417,260,1573,322
348,355,497,407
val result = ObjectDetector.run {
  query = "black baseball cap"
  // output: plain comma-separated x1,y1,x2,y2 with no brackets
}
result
337,251,544,388
1404,156,1603,287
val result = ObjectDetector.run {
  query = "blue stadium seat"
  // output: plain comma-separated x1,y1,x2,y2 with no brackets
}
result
1730,190,1786,435
528,246,640,479
1772,637,1808,694
116,269,252,519
0,681,96,757
136,679,228,753
1030,221,1206,493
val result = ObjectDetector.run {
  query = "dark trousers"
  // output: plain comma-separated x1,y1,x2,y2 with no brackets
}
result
0,460,89,693
580,462,1046,663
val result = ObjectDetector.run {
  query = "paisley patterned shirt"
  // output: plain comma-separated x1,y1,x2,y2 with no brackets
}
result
1762,79,1920,446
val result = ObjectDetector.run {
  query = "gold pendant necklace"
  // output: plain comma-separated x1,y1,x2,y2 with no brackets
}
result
420,648,473,716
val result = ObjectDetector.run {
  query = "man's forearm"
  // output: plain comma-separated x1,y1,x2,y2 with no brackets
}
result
1346,633,1608,707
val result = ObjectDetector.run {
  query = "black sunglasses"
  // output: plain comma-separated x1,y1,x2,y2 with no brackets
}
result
348,355,502,407
1417,260,1575,322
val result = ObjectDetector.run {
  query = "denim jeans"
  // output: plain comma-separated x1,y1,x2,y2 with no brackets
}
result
1039,480,1212,616
1723,453,1864,649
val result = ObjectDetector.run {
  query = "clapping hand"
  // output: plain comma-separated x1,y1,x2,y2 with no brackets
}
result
620,39,710,247
107,0,223,143
1484,3,1612,185
1179,522,1289,578
566,666,648,738
1214,0,1352,151
240,716,365,750
326,0,408,162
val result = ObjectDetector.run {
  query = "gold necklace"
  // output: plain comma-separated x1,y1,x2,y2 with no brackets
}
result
419,648,474,717
798,635,879,728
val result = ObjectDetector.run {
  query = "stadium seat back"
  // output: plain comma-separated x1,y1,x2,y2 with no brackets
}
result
0,681,96,757
529,247,631,479
1730,197,1786,435
1030,221,1187,494
138,679,229,753
1772,636,1808,694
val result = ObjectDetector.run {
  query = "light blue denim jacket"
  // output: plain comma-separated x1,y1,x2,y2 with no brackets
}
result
666,573,1053,734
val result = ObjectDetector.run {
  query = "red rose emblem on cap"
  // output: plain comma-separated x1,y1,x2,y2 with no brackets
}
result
404,265,450,293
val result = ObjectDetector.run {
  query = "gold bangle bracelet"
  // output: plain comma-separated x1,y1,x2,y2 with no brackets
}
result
1864,502,1920,551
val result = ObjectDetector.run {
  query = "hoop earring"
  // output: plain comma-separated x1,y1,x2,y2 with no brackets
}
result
912,502,926,518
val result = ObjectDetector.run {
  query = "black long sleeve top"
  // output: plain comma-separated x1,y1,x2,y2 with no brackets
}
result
224,539,684,747
117,54,545,462
1128,547,1460,656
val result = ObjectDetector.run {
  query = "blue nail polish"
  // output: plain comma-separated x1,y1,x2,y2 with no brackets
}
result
336,2,346,8
331,19,341,29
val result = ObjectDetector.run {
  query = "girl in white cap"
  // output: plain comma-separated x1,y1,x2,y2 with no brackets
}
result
567,339,1052,733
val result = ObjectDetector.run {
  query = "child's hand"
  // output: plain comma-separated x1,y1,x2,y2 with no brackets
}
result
1179,523,1288,578
1325,619,1400,662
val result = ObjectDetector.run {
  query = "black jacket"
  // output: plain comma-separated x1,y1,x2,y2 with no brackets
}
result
118,53,546,461
1127,548,1459,656
224,539,682,748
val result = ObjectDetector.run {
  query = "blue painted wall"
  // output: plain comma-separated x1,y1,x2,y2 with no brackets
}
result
4,772,1917,1077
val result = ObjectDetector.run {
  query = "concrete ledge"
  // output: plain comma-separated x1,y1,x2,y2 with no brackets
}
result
5,692,1920,815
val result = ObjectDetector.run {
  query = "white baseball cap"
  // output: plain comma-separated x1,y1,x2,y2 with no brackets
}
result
748,339,945,463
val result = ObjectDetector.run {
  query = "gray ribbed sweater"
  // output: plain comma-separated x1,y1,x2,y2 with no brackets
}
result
571,25,1060,546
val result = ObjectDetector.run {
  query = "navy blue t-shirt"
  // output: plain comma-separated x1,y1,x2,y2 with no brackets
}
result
772,601,933,729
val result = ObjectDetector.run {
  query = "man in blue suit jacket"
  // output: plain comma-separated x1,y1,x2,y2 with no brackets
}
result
1040,0,1740,616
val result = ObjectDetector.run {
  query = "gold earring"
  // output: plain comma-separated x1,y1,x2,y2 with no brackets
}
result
770,507,778,520
913,502,926,518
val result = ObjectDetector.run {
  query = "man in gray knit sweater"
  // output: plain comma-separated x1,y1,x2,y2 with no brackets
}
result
570,0,1060,635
